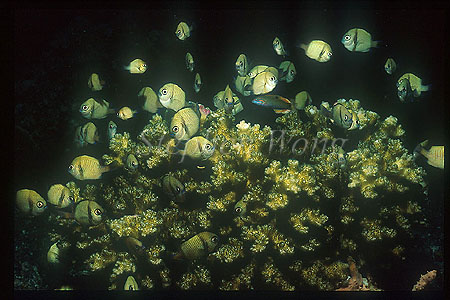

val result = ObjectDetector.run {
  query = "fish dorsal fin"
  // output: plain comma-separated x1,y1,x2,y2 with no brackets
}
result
277,96,291,105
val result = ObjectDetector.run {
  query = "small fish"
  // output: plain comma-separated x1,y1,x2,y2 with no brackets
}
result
175,21,192,41
320,103,359,130
397,73,430,102
47,184,73,209
235,75,252,96
234,199,247,217
299,40,332,62
252,94,293,114
80,98,115,119
124,58,147,74
252,70,278,95
16,189,47,215
334,147,347,168
75,122,99,147
235,54,248,76
158,83,186,111
124,276,139,290
414,140,444,169
384,58,397,75
248,65,269,79
170,107,200,141
108,121,117,140
194,73,202,93
68,155,111,180
88,73,105,91
213,90,225,109
117,107,137,120
126,154,138,171
224,85,235,114
179,136,215,160
125,236,146,257
138,87,162,113
175,232,219,260
47,242,61,264
341,28,380,52
74,200,104,226
186,52,194,72
273,37,287,56
162,174,186,202
279,61,296,83
294,91,312,110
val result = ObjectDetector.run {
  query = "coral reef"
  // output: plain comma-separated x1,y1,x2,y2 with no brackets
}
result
25,99,436,290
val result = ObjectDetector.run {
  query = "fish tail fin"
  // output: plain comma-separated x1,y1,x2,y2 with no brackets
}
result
320,104,332,118
123,65,130,71
421,84,431,92
413,140,428,159
173,252,184,260
107,108,115,114
102,160,121,173
372,40,382,48
299,43,307,51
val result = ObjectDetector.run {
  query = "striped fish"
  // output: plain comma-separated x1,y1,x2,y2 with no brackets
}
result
414,141,444,169
175,232,219,260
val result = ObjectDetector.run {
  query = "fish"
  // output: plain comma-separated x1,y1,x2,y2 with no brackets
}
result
80,98,115,119
175,232,219,260
179,136,215,160
74,200,104,226
68,155,111,180
162,174,186,202
248,65,269,79
320,103,359,130
252,70,278,95
87,73,104,91
175,21,192,40
124,276,139,290
279,61,296,83
47,242,60,264
194,73,202,93
235,53,248,76
117,107,137,120
334,147,347,168
186,52,194,72
47,184,73,209
234,199,247,217
158,83,186,111
397,73,430,102
414,140,444,169
224,85,235,114
170,107,200,141
299,40,332,62
138,87,162,113
16,189,47,215
125,236,146,257
384,58,397,75
108,121,117,140
213,90,225,109
294,91,312,110
252,94,293,114
341,28,379,52
126,154,138,171
235,75,252,96
273,37,287,56
75,122,99,147
124,58,147,74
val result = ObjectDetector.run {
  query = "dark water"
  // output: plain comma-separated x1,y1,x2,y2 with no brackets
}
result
14,6,445,291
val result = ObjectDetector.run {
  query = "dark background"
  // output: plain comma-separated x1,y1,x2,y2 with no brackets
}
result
13,2,447,290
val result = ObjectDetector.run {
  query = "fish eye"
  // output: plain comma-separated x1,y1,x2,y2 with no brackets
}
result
205,144,212,150
109,124,114,129
290,70,295,75
162,89,167,95
344,115,348,121
274,40,279,45
270,76,275,81
36,201,44,208
82,105,88,111
239,61,243,66
172,126,179,133
177,30,181,34
345,35,351,41
176,187,181,193
68,165,74,170
69,196,74,202
94,208,102,216
132,161,137,167
279,242,285,247
235,207,242,213
328,52,333,57
211,236,218,243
